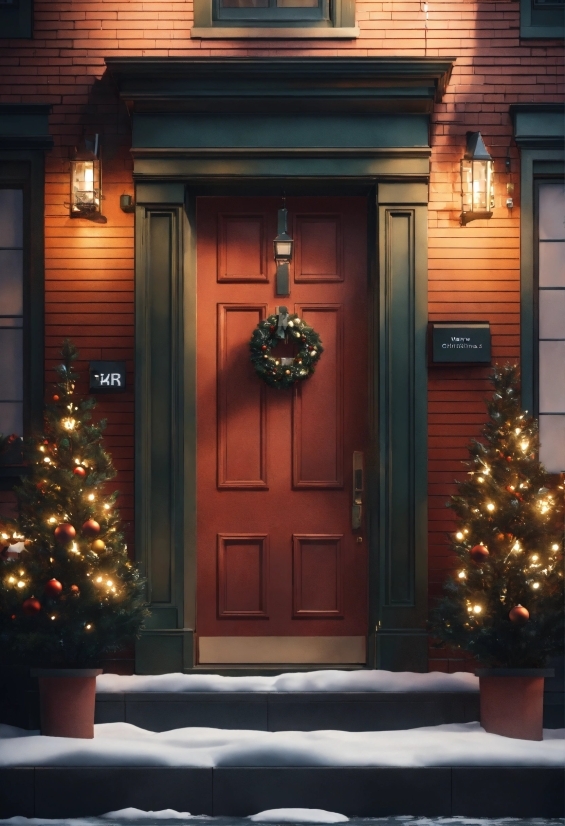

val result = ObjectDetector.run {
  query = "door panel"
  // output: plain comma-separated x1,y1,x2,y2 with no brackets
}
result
196,196,369,664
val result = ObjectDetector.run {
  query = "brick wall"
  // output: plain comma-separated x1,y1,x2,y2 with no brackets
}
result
0,0,563,670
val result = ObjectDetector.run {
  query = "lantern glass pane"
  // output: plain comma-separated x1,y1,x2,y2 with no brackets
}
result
472,159,488,212
275,240,293,258
461,159,473,214
71,160,101,213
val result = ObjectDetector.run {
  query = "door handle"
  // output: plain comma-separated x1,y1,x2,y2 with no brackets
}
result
352,451,364,530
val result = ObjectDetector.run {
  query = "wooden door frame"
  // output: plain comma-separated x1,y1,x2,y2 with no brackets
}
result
133,177,428,675
105,57,453,674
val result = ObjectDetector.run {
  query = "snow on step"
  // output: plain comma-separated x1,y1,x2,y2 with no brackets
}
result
96,670,479,694
1,722,563,769
249,809,348,822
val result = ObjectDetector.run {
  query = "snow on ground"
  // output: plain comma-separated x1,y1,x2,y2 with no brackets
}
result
0,816,563,826
0,722,562,768
96,670,479,694
249,810,348,823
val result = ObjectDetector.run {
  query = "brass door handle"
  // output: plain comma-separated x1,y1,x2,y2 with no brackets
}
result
352,450,364,530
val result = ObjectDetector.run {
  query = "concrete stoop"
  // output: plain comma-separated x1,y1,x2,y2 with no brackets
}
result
0,766,563,819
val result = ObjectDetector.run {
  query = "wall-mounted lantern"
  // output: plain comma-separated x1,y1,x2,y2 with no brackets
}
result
70,134,106,222
460,131,494,226
273,206,293,296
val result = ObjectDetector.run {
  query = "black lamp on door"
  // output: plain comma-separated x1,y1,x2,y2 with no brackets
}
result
273,205,293,296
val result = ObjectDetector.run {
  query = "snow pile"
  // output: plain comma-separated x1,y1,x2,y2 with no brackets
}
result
96,670,479,694
101,812,191,821
0,722,562,768
249,810,348,823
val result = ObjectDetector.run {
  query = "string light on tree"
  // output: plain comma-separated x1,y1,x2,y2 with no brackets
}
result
431,364,564,669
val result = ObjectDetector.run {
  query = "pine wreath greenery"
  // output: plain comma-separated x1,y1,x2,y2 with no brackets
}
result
430,363,564,668
250,311,323,389
0,340,148,667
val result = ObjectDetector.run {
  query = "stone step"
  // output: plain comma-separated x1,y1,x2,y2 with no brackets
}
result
95,691,482,732
1,766,562,819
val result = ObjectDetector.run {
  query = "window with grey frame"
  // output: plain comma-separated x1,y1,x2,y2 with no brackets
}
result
536,180,565,473
521,0,564,37
215,0,329,24
0,189,24,450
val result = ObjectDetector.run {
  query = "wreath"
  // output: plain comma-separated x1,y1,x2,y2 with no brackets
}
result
249,307,323,389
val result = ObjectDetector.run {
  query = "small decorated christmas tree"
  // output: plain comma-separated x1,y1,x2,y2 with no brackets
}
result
431,363,564,668
0,341,147,667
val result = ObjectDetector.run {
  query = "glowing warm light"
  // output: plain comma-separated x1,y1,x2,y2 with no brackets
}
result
85,624,92,630
486,503,495,511
8,576,15,583
88,494,95,501
483,467,491,475
552,543,559,551
473,605,482,614
70,542,80,555
103,503,110,510
532,582,540,589
478,477,484,483
62,418,76,431
51,615,56,621
512,541,522,552
458,571,466,579
39,446,45,452
456,531,464,540
520,440,529,452
96,576,103,583
17,581,25,588
1,532,8,540
515,427,521,434
75,459,81,465
531,554,539,562
44,457,51,464
48,517,57,524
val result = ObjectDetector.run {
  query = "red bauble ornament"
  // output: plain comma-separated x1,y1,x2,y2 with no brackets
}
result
82,519,100,537
496,532,505,542
261,345,267,351
509,604,530,624
44,578,63,598
53,395,60,402
506,456,512,462
70,584,80,595
22,597,41,615
470,544,489,562
54,523,76,545
73,466,86,478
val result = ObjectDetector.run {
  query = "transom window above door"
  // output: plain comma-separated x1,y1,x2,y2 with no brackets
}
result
191,0,358,38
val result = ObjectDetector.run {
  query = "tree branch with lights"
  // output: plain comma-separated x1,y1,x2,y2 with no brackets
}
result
431,363,564,668
0,340,147,667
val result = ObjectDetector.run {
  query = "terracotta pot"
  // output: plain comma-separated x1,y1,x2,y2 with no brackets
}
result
476,668,554,741
31,668,102,738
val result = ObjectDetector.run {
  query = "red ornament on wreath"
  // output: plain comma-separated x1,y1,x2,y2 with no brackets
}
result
470,544,489,563
22,597,41,615
73,466,86,478
44,578,63,598
82,519,100,537
509,604,530,624
54,523,76,545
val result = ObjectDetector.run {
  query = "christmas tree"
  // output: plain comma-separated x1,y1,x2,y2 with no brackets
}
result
431,363,564,668
0,341,147,667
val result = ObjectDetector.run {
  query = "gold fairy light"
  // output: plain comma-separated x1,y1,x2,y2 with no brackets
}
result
486,503,495,511
532,582,540,589
17,581,25,588
458,571,466,579
551,543,559,551
520,440,529,452
62,418,76,431
473,605,482,614
477,477,484,483
44,457,51,464
87,493,95,501
456,531,464,540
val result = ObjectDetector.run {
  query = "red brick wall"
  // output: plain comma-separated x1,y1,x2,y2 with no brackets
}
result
1,0,563,670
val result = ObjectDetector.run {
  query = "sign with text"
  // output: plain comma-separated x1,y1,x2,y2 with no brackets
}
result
89,361,127,392
430,322,491,364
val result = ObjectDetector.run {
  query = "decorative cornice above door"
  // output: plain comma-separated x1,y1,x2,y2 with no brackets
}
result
105,57,455,117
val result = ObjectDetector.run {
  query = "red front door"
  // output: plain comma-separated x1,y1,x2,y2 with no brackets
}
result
196,197,369,665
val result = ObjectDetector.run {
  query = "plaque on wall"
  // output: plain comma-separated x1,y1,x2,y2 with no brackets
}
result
430,322,491,365
89,361,127,392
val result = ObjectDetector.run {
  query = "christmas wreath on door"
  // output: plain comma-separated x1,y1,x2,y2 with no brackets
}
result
249,307,323,389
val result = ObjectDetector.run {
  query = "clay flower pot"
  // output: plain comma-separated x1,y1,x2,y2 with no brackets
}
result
31,668,102,738
475,668,554,741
